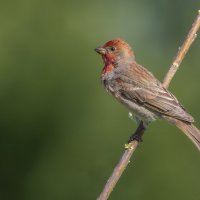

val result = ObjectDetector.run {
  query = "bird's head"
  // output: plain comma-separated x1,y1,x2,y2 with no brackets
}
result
95,38,135,65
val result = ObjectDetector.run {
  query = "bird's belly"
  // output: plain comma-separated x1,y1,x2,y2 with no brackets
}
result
118,95,157,123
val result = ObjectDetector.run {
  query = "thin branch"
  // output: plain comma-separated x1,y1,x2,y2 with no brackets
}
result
163,10,200,88
97,141,139,200
97,10,200,200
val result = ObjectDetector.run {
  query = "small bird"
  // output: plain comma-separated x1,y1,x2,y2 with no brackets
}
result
95,38,200,151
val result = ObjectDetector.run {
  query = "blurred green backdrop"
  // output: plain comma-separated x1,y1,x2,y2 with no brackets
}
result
0,0,200,200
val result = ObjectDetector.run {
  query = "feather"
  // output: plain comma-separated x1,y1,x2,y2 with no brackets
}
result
117,63,194,123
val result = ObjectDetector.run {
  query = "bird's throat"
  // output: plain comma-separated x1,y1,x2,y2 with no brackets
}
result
102,64,114,74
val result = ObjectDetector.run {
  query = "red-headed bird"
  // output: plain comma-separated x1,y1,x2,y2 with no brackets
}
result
95,38,200,151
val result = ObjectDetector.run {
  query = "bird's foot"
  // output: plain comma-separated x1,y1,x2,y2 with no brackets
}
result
128,133,143,143
127,121,146,143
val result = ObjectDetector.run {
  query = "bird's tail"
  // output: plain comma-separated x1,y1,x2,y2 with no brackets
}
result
163,116,200,151
175,121,200,151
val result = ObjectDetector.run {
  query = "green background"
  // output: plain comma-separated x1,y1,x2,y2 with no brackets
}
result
0,0,200,200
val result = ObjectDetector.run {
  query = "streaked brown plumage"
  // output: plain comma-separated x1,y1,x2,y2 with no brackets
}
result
95,38,200,151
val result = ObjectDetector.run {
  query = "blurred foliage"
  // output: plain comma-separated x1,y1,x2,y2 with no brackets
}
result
0,0,200,200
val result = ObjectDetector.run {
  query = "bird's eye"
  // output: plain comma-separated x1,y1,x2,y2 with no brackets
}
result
110,46,116,51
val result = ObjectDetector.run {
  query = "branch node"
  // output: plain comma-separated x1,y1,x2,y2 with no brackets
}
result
124,143,134,150
172,62,179,68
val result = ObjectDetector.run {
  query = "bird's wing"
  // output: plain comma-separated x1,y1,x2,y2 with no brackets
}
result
120,84,194,123
116,63,194,122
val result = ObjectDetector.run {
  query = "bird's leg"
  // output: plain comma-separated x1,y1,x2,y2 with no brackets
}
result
128,121,146,143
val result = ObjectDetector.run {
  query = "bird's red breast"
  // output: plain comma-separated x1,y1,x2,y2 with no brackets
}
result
102,64,114,74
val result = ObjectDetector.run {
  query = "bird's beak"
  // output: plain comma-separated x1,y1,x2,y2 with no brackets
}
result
95,47,106,55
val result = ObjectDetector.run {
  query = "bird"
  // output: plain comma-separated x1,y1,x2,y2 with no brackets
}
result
95,38,200,151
